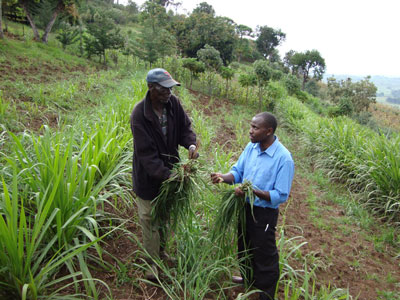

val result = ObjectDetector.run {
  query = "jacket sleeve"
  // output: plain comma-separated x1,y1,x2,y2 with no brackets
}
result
176,98,196,149
131,116,171,182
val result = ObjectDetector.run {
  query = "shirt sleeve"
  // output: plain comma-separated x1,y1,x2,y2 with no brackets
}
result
230,143,251,184
268,159,295,207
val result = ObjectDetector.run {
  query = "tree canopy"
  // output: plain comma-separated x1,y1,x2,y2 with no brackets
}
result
255,25,285,60
327,76,377,113
289,49,326,89
172,3,237,65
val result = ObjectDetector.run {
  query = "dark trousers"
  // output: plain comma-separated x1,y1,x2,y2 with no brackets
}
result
238,204,280,300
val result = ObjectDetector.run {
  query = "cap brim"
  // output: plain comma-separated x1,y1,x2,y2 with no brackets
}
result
159,78,181,88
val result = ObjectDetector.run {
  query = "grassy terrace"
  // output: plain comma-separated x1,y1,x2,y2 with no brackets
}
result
0,32,399,300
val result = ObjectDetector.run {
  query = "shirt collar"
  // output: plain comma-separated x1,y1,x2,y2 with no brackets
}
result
253,136,279,157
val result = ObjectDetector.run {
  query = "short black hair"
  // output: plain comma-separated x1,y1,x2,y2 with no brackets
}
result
255,112,277,133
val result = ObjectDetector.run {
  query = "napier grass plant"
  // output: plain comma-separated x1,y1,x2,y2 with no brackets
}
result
212,179,256,285
0,95,133,298
152,158,202,232
0,172,105,300
212,180,255,247
278,95,400,222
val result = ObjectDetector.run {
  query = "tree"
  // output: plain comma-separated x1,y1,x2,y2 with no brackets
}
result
0,0,4,39
327,76,377,113
197,44,222,95
220,66,235,97
151,0,178,7
127,0,139,13
290,49,326,89
255,25,285,60
19,0,79,43
234,24,253,62
283,74,301,96
121,29,143,66
136,1,175,66
84,15,123,64
253,59,273,109
239,73,257,103
352,76,377,112
283,50,295,68
182,58,205,88
197,44,222,71
236,24,252,39
140,1,168,31
192,1,215,15
172,4,237,64
56,22,79,50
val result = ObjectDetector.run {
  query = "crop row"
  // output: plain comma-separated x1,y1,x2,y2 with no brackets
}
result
277,95,400,222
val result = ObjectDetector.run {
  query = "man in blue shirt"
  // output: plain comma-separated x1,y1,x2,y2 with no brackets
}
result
211,112,294,300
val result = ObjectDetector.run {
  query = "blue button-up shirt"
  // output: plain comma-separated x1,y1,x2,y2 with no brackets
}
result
230,136,295,209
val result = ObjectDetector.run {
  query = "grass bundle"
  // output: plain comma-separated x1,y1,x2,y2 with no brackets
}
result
151,159,201,232
212,180,255,248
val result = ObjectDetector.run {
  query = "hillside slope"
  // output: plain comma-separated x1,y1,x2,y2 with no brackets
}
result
1,37,399,300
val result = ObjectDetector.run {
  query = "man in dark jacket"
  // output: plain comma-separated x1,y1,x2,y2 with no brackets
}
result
130,68,198,279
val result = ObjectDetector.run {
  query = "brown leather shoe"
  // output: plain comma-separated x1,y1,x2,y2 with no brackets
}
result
232,275,244,284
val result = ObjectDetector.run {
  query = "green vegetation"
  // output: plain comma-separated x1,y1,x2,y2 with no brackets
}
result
151,159,200,232
1,0,400,299
212,181,255,251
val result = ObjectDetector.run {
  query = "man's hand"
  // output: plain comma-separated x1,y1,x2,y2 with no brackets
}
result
210,172,224,184
188,145,199,159
234,186,245,197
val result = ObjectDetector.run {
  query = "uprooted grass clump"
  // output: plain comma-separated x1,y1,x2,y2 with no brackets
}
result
212,180,255,249
151,158,201,232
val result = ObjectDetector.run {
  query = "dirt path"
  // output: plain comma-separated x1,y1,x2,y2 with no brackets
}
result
284,172,400,299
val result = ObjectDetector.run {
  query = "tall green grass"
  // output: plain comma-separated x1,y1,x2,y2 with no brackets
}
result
0,171,104,300
0,66,146,298
277,95,400,222
2,36,388,299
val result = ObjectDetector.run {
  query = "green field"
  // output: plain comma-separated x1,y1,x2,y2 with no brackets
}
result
1,23,400,300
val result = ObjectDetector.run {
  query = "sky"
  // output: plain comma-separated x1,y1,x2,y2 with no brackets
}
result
123,0,400,78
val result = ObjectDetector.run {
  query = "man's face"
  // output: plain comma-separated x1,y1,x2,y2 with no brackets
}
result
150,83,172,103
249,116,271,143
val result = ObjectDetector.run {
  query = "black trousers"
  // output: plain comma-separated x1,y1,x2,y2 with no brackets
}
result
238,204,280,300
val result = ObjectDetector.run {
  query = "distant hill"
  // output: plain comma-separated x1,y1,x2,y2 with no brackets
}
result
324,74,400,107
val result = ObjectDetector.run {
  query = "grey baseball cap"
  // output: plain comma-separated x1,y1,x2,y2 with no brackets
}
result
146,68,181,88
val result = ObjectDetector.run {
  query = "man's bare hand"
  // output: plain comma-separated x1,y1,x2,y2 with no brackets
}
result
234,186,245,197
210,172,224,184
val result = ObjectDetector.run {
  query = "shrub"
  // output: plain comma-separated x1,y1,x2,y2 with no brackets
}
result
283,74,301,96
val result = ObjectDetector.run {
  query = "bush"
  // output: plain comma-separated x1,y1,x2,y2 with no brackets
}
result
229,61,240,69
338,97,353,116
283,74,301,96
304,79,320,97
105,7,127,25
265,81,285,111
353,111,373,125
295,90,308,102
